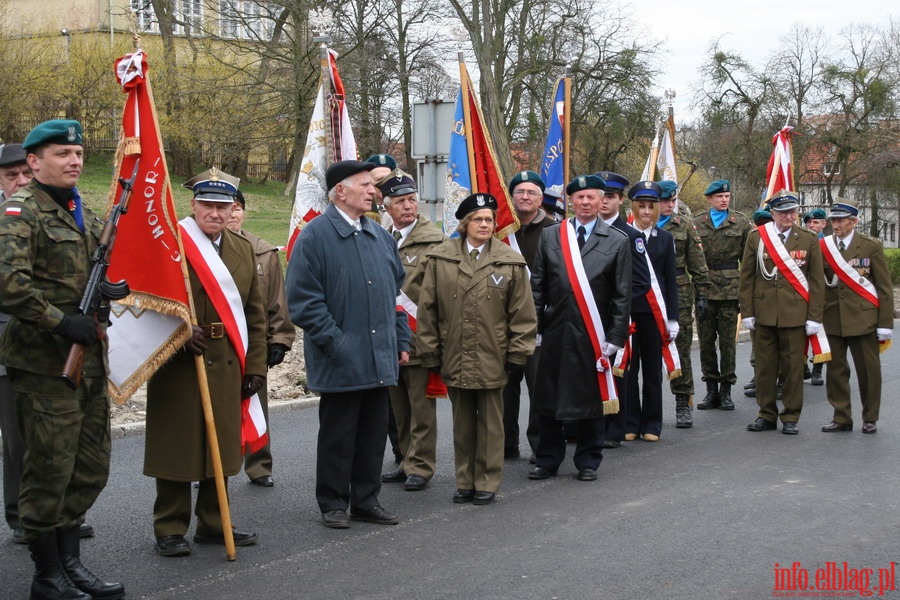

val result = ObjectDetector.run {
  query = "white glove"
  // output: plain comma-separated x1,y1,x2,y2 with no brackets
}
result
805,320,821,336
601,342,621,357
666,319,679,342
877,328,892,342
742,317,755,331
535,334,542,348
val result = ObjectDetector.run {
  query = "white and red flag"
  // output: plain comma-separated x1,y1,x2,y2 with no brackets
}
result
105,51,192,404
764,126,795,203
287,49,357,260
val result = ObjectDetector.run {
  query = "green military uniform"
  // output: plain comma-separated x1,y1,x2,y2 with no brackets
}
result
0,182,108,543
418,236,536,496
662,213,709,398
822,227,894,429
693,207,750,405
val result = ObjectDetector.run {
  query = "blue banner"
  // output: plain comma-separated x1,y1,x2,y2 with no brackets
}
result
444,85,471,236
540,79,566,217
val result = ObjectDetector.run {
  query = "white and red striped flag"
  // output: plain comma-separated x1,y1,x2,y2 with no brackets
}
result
286,50,357,260
764,126,795,203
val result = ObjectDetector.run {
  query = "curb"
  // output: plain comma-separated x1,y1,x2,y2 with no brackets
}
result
109,396,321,439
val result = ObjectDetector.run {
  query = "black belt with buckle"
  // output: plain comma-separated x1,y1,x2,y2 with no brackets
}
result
708,262,738,270
200,323,224,339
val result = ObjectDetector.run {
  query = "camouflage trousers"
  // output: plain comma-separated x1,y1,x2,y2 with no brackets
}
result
9,368,110,542
696,299,740,386
669,304,696,396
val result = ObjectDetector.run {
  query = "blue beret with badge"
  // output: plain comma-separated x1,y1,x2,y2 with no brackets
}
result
802,208,826,222
657,180,678,200
565,174,605,195
767,189,800,212
508,170,545,194
365,154,397,170
593,171,629,191
828,197,859,219
0,143,27,167
628,180,663,201
704,179,730,196
23,119,83,151
455,193,498,219
182,167,240,202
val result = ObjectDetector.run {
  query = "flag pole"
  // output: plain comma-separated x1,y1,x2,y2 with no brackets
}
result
458,53,478,193
315,34,334,169
138,48,238,561
563,65,572,217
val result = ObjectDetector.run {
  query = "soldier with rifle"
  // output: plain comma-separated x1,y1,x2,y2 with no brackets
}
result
0,120,125,600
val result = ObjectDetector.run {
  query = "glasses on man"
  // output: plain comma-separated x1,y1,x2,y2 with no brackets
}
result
512,190,542,199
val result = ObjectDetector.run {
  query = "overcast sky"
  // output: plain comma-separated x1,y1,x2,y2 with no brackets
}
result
640,0,896,124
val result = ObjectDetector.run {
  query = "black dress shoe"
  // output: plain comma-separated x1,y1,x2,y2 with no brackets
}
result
472,491,495,505
452,489,475,503
577,468,597,481
12,526,25,544
155,535,191,557
528,466,556,480
321,510,350,529
781,422,799,435
821,421,853,432
249,475,274,487
746,417,777,432
404,474,428,491
350,506,399,525
381,468,406,483
602,440,621,449
79,523,94,538
194,529,258,546
862,422,878,434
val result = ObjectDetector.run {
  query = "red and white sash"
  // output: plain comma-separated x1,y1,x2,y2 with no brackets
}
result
180,217,268,454
758,222,830,362
820,236,879,307
560,221,619,414
612,320,636,378
396,290,448,398
637,231,681,379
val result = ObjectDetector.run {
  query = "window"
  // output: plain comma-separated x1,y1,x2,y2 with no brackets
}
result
131,0,159,33
822,162,841,176
173,0,203,35
219,0,240,38
243,1,274,40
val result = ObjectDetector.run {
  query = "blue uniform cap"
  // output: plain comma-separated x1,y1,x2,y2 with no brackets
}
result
593,171,629,191
767,190,800,212
628,180,662,201
828,197,859,219
182,167,240,202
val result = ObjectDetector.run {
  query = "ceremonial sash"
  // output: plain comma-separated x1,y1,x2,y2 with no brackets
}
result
638,232,681,379
820,237,879,307
180,217,268,454
758,222,830,362
559,221,619,413
396,290,448,398
612,320,636,378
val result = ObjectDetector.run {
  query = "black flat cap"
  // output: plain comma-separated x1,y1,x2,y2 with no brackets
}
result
326,160,377,192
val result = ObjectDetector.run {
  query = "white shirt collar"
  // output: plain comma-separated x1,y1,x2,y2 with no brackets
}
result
392,220,416,245
837,230,855,247
335,205,361,230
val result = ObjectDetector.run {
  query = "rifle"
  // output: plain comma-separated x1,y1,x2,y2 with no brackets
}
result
61,159,140,389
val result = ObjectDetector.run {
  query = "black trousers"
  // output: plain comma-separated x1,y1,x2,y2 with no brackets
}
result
316,387,389,514
0,374,24,530
501,347,541,455
625,312,664,437
604,374,628,442
535,414,605,472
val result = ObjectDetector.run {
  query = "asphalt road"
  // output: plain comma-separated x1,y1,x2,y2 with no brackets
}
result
2,337,898,599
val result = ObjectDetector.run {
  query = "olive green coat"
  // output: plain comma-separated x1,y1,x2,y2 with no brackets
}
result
692,209,750,301
239,229,295,349
663,214,709,302
417,237,536,388
144,228,267,481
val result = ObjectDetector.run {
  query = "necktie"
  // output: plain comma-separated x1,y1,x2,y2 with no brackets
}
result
577,225,586,250
212,241,221,255
392,230,402,243
838,240,846,253
779,232,786,244
470,248,480,261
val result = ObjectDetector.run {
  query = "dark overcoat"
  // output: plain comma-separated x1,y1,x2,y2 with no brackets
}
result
144,227,268,481
532,219,631,420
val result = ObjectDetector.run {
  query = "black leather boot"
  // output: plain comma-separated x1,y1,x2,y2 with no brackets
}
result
28,532,91,600
696,380,720,410
718,383,735,410
675,394,693,428
58,526,125,600
811,363,824,386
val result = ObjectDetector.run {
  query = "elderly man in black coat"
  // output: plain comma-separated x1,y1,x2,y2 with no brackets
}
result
529,175,631,482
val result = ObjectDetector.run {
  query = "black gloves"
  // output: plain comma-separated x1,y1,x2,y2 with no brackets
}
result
505,361,521,373
241,374,265,398
54,314,101,346
266,344,290,368
186,325,207,355
695,296,709,321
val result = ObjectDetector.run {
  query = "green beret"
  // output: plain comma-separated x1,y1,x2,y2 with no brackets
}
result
752,208,773,226
704,179,730,196
508,170,545,194
23,119,83,151
365,154,397,170
565,174,605,195
803,208,826,222
656,180,678,200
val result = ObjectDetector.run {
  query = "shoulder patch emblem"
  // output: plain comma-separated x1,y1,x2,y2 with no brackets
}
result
635,238,646,254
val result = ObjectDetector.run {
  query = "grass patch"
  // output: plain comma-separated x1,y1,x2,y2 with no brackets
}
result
79,152,295,247
885,248,900,285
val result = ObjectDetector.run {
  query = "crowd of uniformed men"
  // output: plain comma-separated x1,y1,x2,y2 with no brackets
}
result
0,120,893,599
